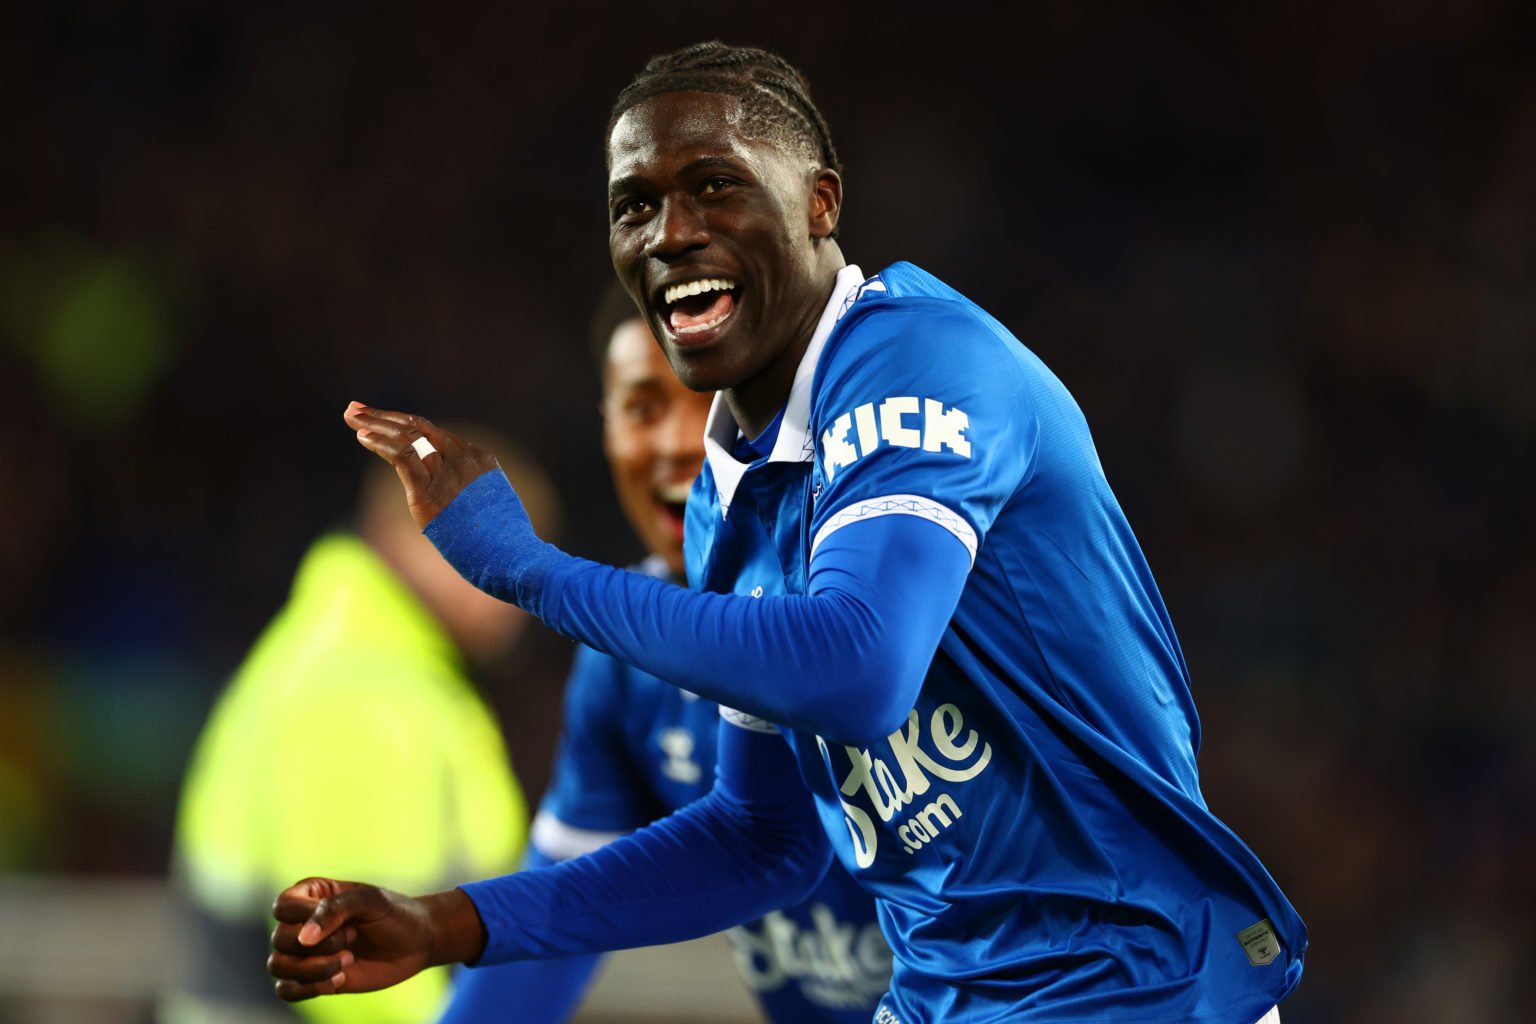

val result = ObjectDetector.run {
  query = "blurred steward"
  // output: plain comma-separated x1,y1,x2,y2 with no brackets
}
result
160,429,560,1024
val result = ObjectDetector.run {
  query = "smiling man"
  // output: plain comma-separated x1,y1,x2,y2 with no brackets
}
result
604,83,843,442
270,42,1306,1024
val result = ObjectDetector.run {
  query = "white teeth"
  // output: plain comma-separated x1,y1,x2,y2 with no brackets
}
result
664,277,737,306
658,480,693,503
675,308,732,335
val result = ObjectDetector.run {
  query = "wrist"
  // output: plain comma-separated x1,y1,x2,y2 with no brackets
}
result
421,888,488,966
425,469,556,609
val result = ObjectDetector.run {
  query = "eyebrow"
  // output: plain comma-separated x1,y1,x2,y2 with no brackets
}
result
608,155,748,201
607,374,670,397
615,373,666,388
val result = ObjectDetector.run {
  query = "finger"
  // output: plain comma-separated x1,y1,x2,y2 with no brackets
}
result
272,922,356,956
342,401,402,431
299,886,385,947
354,426,428,465
344,402,467,453
272,901,317,927
349,413,421,449
343,404,441,446
273,970,348,1003
267,949,354,984
273,878,359,924
346,403,431,431
347,418,452,474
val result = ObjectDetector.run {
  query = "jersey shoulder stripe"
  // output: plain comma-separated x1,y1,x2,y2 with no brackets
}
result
811,492,977,565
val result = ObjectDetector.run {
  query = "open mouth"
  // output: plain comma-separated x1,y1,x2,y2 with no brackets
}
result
654,479,693,539
660,277,739,339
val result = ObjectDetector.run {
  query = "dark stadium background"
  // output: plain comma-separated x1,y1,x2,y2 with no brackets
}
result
1,2,1532,1021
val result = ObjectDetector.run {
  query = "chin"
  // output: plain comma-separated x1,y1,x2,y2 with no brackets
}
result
666,348,749,395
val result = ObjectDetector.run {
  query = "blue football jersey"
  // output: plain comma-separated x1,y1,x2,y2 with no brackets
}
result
539,558,890,1023
684,263,1306,1024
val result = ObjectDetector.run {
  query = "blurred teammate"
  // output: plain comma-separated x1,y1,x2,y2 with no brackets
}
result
273,42,1305,1024
438,288,889,1023
162,438,558,1024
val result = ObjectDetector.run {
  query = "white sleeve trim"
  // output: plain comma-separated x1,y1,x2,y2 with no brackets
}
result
811,493,978,566
719,705,782,734
529,808,629,861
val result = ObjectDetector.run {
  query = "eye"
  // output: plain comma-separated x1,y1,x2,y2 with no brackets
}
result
701,176,735,195
622,395,665,424
613,197,653,223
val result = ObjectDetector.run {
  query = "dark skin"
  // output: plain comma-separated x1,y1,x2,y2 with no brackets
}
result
607,91,844,438
340,404,499,530
338,93,843,525
267,878,484,1000
273,92,847,1000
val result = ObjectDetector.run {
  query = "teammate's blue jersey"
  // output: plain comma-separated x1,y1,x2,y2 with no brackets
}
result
684,263,1306,1023
540,557,891,1022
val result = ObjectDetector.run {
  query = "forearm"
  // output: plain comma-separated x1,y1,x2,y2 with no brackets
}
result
428,472,968,742
455,726,831,964
544,563,900,739
436,850,603,1024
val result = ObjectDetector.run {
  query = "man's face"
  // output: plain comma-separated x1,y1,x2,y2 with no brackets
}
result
606,91,840,402
602,317,713,576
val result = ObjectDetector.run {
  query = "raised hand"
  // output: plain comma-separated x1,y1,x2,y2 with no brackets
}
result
268,877,487,1002
343,402,502,529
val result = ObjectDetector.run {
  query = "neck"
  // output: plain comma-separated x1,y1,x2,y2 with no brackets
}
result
723,245,845,439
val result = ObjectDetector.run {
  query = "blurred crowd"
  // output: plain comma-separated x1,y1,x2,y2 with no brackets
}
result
0,3,1531,1022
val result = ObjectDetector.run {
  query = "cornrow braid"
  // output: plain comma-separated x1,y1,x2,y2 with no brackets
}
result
608,41,842,175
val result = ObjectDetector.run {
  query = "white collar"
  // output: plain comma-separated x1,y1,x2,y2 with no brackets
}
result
703,264,868,514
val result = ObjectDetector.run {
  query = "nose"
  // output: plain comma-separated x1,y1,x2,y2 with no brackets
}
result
644,194,710,261
654,401,707,464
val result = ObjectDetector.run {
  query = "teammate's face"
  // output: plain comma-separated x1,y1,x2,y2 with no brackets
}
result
606,91,841,433
602,317,713,576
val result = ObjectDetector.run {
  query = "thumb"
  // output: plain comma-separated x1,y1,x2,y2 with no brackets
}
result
298,885,388,947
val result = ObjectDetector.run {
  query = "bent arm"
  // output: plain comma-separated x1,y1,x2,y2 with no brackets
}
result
459,719,832,964
428,472,969,743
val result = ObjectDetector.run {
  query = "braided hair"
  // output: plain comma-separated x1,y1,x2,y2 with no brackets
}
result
608,41,842,175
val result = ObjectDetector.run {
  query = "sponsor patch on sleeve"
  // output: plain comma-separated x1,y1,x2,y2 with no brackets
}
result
821,396,972,482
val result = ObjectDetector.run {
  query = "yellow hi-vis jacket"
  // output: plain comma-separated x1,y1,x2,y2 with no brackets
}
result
163,533,527,1024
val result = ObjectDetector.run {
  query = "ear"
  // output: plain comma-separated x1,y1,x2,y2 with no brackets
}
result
808,167,842,240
